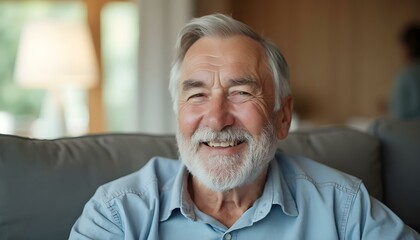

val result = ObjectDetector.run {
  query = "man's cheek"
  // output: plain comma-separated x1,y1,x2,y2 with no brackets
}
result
179,108,203,133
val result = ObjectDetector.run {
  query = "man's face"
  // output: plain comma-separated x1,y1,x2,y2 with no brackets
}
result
176,36,288,191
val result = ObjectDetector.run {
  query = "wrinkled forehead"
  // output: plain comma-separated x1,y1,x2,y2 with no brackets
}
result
180,35,271,84
183,35,265,61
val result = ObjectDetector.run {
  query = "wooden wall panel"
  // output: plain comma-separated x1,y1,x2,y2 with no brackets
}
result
224,0,420,125
87,0,105,133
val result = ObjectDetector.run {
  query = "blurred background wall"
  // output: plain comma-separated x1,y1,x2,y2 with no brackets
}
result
0,0,419,138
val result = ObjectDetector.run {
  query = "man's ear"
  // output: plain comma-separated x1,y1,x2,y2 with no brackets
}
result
275,96,293,140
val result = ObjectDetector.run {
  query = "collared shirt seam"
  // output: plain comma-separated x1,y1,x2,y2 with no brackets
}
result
103,188,149,204
105,199,123,230
292,174,360,195
341,180,362,240
101,188,154,231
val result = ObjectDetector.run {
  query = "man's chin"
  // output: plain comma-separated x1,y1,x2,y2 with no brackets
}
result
195,175,244,192
189,163,256,192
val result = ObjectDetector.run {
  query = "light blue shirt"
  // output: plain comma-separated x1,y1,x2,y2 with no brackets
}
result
69,153,419,239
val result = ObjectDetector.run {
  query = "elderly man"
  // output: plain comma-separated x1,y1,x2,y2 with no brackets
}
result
70,14,419,239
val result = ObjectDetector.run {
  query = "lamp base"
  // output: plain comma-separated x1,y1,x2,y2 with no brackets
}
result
35,89,67,139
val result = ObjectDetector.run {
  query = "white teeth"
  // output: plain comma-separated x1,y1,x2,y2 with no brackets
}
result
207,141,237,147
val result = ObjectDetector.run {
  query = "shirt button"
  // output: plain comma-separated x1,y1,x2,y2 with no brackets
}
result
225,233,232,240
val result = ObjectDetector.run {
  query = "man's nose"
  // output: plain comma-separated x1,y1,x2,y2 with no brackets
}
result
203,94,234,131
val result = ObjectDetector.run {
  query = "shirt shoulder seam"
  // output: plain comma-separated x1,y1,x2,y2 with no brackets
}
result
292,174,361,195
99,187,153,231
340,182,362,240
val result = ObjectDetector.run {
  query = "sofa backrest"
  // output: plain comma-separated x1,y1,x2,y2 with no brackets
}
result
369,118,420,232
0,127,381,240
278,127,382,199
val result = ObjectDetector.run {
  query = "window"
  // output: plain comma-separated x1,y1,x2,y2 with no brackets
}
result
101,1,139,132
0,1,86,136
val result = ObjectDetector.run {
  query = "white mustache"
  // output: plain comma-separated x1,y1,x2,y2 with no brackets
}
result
191,127,253,144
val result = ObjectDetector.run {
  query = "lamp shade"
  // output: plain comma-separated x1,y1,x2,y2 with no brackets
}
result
14,20,99,89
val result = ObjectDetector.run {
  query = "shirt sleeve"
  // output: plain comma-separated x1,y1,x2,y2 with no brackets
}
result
69,187,124,240
345,183,420,239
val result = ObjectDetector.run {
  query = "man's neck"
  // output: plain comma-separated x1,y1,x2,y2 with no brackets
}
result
189,169,268,228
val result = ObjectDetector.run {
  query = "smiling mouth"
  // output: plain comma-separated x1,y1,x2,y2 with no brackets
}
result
202,140,245,148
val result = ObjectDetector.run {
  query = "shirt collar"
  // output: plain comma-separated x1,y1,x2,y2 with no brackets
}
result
159,163,188,221
245,157,298,224
269,155,298,216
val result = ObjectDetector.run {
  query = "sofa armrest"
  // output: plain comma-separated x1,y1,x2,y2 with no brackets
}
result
369,118,420,232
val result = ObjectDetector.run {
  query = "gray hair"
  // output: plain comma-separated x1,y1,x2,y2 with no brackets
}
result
169,13,290,113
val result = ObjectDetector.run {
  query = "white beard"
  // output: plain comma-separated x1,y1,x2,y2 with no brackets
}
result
176,123,278,192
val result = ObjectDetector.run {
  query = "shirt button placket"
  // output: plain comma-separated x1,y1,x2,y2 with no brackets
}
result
224,233,232,240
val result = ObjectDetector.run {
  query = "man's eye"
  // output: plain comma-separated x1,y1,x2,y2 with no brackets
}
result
238,91,251,96
187,93,206,101
228,90,253,103
231,91,251,96
190,93,204,98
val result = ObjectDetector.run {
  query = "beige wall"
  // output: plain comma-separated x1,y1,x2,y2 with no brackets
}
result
197,0,420,125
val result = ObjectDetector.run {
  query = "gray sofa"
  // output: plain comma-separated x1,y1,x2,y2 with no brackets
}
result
0,119,419,239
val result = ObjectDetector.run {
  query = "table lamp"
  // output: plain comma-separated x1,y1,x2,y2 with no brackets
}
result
14,19,99,138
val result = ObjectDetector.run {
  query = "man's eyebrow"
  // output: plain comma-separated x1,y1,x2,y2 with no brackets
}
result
182,79,206,92
228,77,258,88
